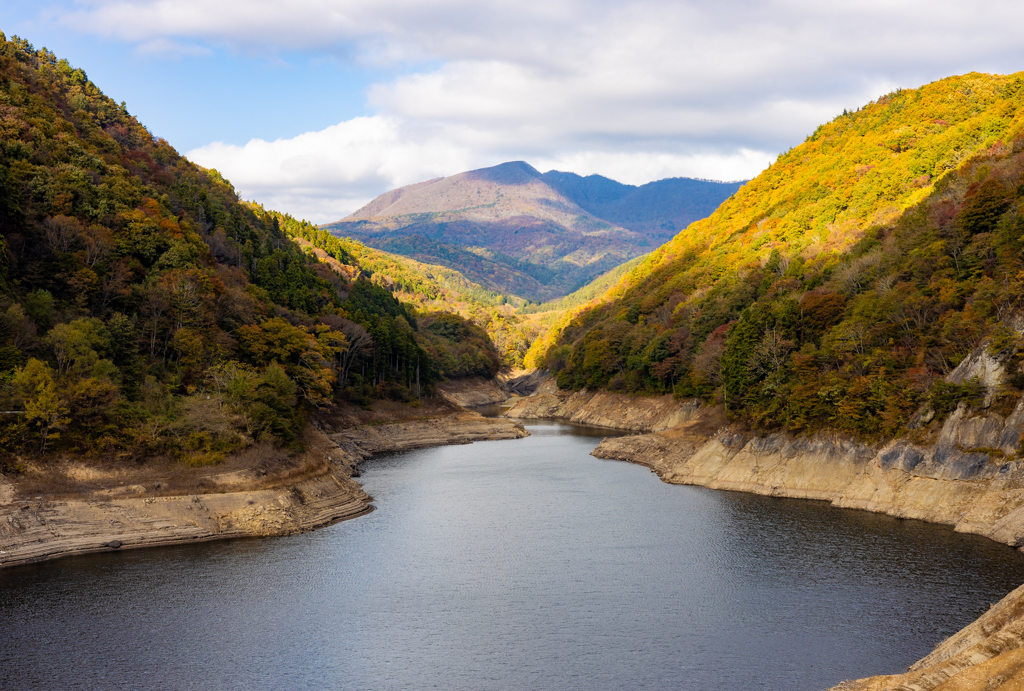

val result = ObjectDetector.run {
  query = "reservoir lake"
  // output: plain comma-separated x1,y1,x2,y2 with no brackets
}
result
2,420,1023,690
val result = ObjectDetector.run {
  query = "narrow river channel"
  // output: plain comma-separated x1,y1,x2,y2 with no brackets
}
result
2,420,1023,690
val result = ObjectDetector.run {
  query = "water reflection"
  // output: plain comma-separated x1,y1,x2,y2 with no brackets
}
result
1,421,1021,691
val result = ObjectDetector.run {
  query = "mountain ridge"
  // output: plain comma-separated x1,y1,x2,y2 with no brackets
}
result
539,171,746,237
326,161,742,301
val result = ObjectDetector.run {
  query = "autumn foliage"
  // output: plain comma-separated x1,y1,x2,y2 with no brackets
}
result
537,72,1024,439
0,35,501,461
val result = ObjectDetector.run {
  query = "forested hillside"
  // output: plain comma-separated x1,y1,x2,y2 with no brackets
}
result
0,34,498,462
535,72,1024,439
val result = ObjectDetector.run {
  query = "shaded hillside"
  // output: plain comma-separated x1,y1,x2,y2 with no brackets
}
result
372,233,562,300
534,72,1024,439
522,254,648,316
539,172,744,238
0,35,498,462
323,161,738,302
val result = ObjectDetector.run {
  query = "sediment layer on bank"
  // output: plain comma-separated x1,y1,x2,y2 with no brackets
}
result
0,429,370,569
506,388,702,431
594,401,1024,548
434,369,556,408
0,411,527,569
329,410,528,457
829,575,1024,691
436,377,510,407
509,378,1024,550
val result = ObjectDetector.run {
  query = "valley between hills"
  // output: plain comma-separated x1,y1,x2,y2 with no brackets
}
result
6,29,1024,690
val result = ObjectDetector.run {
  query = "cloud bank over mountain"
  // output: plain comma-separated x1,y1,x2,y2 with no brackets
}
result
35,0,1024,221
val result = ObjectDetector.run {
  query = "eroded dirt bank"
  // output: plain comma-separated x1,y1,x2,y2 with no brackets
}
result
506,388,704,431
434,370,554,407
329,410,528,456
0,408,526,570
436,376,510,407
506,385,1024,691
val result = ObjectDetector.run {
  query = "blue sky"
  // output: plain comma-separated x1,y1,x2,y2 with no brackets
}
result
0,2,389,149
3,1,1024,223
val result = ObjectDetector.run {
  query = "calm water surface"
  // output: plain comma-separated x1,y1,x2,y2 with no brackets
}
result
2,420,1023,690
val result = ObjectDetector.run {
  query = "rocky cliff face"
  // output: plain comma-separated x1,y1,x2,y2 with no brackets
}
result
834,577,1024,690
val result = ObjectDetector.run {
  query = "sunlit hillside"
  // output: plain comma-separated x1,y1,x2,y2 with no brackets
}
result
533,72,1024,438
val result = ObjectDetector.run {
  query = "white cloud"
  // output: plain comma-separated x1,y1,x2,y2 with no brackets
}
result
188,116,773,222
135,37,212,58
187,116,479,223
57,0,1024,220
534,150,772,186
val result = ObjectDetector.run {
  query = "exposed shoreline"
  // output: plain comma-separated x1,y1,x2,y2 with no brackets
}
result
0,410,527,570
506,386,1024,691
7,371,1020,689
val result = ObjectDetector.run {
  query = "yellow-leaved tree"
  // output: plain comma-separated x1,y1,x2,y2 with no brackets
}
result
13,359,70,455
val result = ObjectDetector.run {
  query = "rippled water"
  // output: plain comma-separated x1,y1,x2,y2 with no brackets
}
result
2,421,1022,690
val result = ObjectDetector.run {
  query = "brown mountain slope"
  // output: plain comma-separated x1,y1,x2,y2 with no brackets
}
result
345,161,595,228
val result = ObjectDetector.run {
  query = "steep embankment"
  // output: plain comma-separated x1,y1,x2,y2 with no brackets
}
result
589,403,1024,547
436,376,511,407
0,412,527,569
331,410,527,455
836,581,1024,690
0,428,371,567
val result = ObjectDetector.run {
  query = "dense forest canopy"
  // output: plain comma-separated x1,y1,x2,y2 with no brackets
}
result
0,34,500,462
534,72,1024,440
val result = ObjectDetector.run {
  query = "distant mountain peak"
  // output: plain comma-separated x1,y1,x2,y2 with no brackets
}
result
343,160,592,227
328,162,742,301
464,160,542,184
